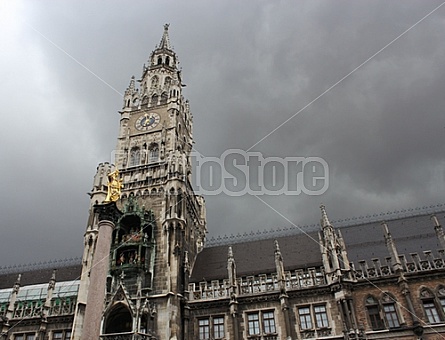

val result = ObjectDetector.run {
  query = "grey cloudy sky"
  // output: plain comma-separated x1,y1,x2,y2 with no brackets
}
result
0,1,444,267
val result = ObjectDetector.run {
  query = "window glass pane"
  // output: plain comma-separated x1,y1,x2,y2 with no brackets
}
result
213,316,224,338
53,332,63,339
25,336,35,340
263,311,276,333
383,304,400,328
367,305,384,330
247,313,260,335
424,301,441,323
314,305,329,328
298,307,313,330
198,318,210,340
15,336,24,340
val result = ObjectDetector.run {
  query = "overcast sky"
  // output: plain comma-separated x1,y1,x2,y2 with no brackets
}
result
0,1,444,267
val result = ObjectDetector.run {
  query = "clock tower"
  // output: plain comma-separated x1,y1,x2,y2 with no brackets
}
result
72,24,207,340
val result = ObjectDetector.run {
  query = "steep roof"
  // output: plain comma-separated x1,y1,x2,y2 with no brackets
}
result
190,210,444,283
0,264,81,289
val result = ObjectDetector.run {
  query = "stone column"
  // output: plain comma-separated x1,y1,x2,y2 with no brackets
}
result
80,203,119,340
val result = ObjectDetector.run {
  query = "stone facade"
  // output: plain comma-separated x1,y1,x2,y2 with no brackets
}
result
0,25,445,340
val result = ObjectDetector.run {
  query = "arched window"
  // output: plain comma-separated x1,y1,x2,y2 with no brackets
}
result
166,56,170,66
366,294,401,330
151,94,158,106
157,57,162,65
104,304,132,334
381,293,400,328
420,287,442,324
160,92,168,105
151,76,159,88
149,144,159,163
130,147,140,167
366,296,384,330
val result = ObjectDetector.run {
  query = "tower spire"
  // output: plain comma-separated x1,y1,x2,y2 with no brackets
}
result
320,204,331,228
159,23,172,50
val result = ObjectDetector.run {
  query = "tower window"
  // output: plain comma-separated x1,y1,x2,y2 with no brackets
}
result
160,92,168,105
166,56,170,66
149,144,159,162
157,57,162,65
151,94,158,106
151,76,159,88
130,147,140,167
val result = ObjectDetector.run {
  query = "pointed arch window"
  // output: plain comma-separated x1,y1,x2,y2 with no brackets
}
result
104,304,132,334
160,92,168,105
151,94,158,106
130,147,140,167
149,144,159,163
420,288,442,324
366,294,401,330
165,56,170,66
151,76,159,88
164,76,171,87
365,296,384,330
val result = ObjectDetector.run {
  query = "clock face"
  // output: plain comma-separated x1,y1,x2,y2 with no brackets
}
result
135,112,160,131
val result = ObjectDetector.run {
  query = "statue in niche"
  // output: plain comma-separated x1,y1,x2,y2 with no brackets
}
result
105,169,123,202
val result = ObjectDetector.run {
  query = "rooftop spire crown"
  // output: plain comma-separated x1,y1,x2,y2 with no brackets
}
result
159,23,172,50
320,204,331,228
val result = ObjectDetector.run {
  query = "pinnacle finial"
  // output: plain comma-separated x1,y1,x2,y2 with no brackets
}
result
320,204,331,227
159,24,172,50
274,240,281,254
228,246,233,259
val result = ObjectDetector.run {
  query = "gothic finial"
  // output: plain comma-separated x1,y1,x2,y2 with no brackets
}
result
159,24,172,50
320,204,331,228
274,240,281,254
228,246,233,259
48,269,56,290
13,274,21,293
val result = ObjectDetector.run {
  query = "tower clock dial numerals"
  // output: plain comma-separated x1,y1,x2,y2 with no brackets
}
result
135,113,160,131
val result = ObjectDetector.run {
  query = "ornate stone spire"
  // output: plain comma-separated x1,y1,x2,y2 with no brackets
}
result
320,204,331,228
159,23,172,50
431,215,445,249
381,221,402,272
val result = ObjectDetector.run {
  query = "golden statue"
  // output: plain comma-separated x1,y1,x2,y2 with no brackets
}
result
105,169,123,202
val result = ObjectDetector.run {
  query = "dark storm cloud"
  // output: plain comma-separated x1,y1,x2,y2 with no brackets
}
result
0,0,444,266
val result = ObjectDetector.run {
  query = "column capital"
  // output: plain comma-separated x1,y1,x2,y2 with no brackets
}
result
94,201,122,223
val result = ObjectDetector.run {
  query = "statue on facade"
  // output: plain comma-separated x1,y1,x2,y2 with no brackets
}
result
104,169,123,202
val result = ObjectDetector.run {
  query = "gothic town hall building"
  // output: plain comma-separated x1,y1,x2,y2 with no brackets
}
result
1,25,445,340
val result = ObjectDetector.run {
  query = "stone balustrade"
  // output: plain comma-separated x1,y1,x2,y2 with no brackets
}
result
353,250,445,280
189,267,326,301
